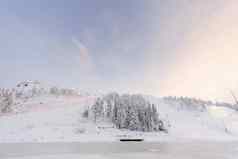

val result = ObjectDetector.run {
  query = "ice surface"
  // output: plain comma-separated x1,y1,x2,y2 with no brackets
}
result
1,142,238,159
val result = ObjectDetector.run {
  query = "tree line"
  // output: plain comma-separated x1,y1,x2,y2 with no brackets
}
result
85,93,167,132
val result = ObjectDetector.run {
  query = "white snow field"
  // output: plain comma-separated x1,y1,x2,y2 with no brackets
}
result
1,82,238,158
0,81,238,143
0,92,238,142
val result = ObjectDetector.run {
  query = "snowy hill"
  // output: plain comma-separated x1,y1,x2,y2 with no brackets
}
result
0,81,238,142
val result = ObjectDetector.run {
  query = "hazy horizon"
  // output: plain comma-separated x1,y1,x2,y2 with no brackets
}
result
1,0,238,102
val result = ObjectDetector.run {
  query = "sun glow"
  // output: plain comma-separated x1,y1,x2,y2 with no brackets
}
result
144,1,238,102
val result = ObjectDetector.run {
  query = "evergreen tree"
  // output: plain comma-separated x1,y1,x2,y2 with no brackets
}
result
91,98,103,123
88,93,166,132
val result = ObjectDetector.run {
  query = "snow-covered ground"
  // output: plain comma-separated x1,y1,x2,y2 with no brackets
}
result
0,81,238,142
1,142,238,159
0,89,238,142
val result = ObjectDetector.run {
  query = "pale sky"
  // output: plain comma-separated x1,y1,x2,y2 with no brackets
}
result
0,0,238,102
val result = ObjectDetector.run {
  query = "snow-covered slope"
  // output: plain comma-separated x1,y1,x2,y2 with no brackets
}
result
157,102,238,140
0,82,238,142
0,95,104,142
208,106,238,135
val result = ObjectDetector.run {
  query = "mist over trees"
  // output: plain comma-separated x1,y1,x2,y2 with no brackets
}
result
15,81,79,98
87,93,167,132
0,81,80,114
49,87,78,96
163,96,207,111
163,96,236,111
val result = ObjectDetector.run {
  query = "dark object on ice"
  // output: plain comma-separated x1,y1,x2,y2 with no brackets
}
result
117,134,144,142
120,139,144,142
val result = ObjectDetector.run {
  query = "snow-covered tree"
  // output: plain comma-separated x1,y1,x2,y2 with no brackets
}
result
0,90,15,113
88,93,167,132
91,98,104,123
124,105,139,130
83,109,89,118
50,87,60,96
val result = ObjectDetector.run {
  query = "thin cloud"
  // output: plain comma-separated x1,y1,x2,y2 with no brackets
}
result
72,37,94,73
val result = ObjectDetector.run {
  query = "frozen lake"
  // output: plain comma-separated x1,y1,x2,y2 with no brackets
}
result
1,142,238,159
